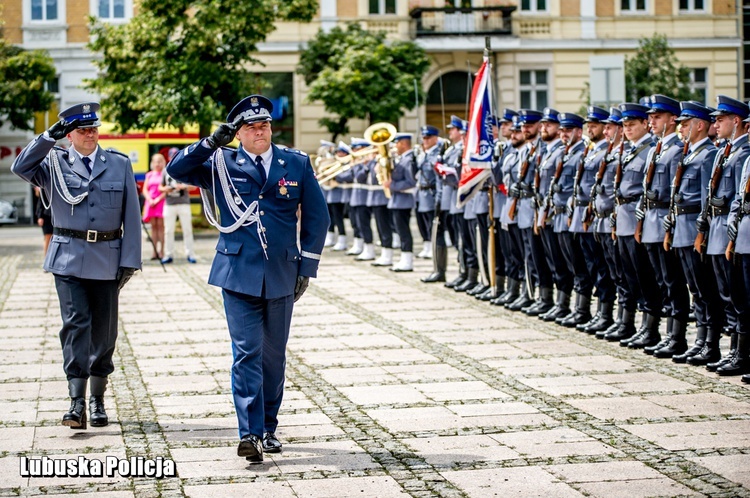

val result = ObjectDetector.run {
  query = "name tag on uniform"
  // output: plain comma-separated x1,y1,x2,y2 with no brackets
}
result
231,177,248,183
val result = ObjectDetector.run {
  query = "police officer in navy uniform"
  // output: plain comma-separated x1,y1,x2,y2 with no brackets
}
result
167,95,330,462
665,102,723,363
12,103,142,430
700,96,750,375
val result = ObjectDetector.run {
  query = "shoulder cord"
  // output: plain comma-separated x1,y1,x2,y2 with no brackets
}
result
200,148,268,259
43,149,89,216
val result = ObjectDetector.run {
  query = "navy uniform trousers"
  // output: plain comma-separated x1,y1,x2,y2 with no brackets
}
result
598,234,634,311
618,235,662,315
676,247,723,328
578,233,616,302
540,227,574,294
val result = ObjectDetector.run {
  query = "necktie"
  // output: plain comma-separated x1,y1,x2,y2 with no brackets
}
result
255,155,267,185
82,157,92,175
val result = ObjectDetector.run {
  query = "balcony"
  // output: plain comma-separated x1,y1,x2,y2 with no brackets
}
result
409,6,516,37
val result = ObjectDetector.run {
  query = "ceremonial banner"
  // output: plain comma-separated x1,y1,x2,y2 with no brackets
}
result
457,55,494,208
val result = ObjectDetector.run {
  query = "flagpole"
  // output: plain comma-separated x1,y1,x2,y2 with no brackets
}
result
484,36,497,296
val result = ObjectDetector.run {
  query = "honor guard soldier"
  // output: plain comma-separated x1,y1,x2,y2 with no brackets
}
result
382,133,417,268
166,95,330,462
414,125,441,264
537,108,575,322
700,96,750,375
609,103,662,346
552,113,594,327
12,102,142,430
595,108,637,340
665,102,723,363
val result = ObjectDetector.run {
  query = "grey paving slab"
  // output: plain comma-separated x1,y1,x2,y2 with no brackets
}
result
440,467,585,497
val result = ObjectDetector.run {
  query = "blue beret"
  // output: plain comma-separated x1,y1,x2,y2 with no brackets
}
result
518,109,544,123
711,95,749,119
59,102,101,128
500,108,518,124
648,95,680,116
559,113,584,129
585,106,609,123
604,107,622,125
676,101,712,123
447,115,466,131
350,138,370,149
394,133,413,142
421,125,440,137
619,103,650,121
540,107,560,123
227,94,273,124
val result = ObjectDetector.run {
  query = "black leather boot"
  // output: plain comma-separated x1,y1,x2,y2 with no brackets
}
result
583,301,614,334
89,376,109,427
619,312,649,346
492,278,519,305
523,287,554,316
645,317,673,355
628,313,661,349
539,290,571,322
742,373,750,383
62,378,87,430
605,308,637,342
421,246,447,283
654,318,688,358
506,281,534,311
479,275,505,302
444,273,466,289
598,305,623,339
716,334,750,376
577,300,602,332
467,282,490,296
694,328,727,368
673,325,707,363
455,268,479,292
558,294,592,328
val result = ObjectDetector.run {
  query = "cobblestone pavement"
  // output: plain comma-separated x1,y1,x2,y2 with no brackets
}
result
1,226,750,497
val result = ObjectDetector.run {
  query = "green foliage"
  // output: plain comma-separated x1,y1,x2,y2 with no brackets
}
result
297,24,431,141
86,0,317,136
625,34,700,103
0,35,56,130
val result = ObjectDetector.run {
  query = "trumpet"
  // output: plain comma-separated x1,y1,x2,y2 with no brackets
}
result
317,146,377,185
364,122,397,198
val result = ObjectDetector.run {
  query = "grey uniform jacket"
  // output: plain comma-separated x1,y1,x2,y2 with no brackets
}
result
570,140,608,234
593,144,622,234
388,150,417,210
437,142,461,212
366,162,388,207
615,135,654,237
499,147,521,226
642,134,682,244
416,145,440,213
552,140,585,233
491,140,511,219
730,154,750,254
336,162,368,207
516,140,544,230
537,139,566,229
671,138,716,248
708,135,750,255
11,135,142,279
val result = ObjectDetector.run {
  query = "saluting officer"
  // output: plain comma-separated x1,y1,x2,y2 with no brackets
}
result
167,95,330,462
665,102,722,364
701,96,750,375
12,103,142,430
610,103,661,346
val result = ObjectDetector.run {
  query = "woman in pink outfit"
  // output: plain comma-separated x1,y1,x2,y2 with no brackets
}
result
142,153,167,260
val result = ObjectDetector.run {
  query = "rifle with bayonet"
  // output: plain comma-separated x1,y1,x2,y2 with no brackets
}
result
540,141,572,227
508,139,539,221
568,140,592,228
634,125,666,243
662,132,692,251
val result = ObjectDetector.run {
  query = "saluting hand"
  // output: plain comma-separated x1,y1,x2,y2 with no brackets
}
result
205,117,243,149
47,119,80,141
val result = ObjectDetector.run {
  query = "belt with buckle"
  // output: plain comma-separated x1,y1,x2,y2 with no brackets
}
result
53,227,122,242
644,199,669,210
675,204,701,216
574,199,588,207
595,209,613,219
710,206,729,216
553,206,567,215
616,195,639,205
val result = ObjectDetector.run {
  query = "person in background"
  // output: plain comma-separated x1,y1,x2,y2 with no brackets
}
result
142,153,167,260
160,162,197,264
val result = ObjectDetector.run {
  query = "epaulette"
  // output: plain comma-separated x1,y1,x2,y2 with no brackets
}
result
283,146,308,157
106,148,129,158
53,146,67,153
220,146,237,151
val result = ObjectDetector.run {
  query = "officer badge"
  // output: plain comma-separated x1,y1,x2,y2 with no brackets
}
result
251,97,259,107
82,104,91,113
278,178,288,196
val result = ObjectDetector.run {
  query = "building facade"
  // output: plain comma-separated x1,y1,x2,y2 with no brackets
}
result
0,0,742,219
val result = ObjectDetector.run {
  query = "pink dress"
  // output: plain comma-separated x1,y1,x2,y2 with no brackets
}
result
142,170,165,222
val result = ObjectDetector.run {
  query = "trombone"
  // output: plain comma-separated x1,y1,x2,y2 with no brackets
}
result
317,145,377,185
364,122,397,198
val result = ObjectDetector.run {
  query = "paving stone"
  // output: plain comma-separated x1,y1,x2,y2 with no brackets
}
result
401,434,519,466
689,454,750,488
441,467,585,497
491,428,623,459
621,420,750,450
290,476,410,497
566,396,679,420
185,482,296,498
339,384,430,405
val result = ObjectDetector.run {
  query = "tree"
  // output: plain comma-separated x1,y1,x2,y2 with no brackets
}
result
625,34,700,103
297,24,430,141
0,24,56,130
86,0,318,136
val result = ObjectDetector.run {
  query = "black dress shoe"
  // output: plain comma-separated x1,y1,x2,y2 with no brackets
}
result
238,435,263,463
263,432,283,453
62,398,87,429
89,396,108,427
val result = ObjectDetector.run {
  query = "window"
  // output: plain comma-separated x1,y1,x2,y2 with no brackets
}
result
620,0,646,12
98,0,126,19
519,70,548,109
689,68,708,105
31,0,58,20
521,0,547,13
369,0,396,14
679,0,704,11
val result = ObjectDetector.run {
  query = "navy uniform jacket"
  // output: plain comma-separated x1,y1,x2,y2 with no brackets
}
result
730,155,750,254
336,162,368,207
416,145,439,213
167,141,329,299
537,139,565,229
516,140,545,230
593,143,622,234
387,150,416,210
708,135,750,255
12,135,141,279
552,140,585,233
570,139,608,233
642,133,682,244
366,161,388,207
616,135,654,237
672,138,716,248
